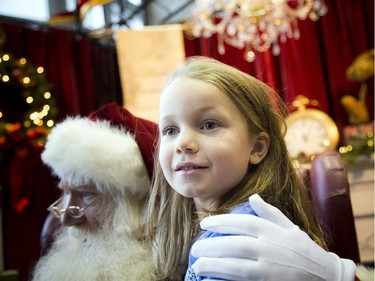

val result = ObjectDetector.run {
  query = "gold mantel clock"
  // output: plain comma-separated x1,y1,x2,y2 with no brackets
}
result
284,96,340,160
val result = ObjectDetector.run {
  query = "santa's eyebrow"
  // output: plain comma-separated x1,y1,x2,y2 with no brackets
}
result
58,183,96,191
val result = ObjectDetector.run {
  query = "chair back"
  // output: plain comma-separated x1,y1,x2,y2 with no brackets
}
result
40,212,61,256
310,151,360,262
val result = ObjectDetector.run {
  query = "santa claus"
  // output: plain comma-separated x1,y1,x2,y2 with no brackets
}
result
31,103,158,281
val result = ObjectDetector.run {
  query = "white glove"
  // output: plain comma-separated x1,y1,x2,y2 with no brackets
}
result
191,194,356,281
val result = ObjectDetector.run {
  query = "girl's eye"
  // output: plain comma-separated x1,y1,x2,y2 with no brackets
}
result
202,121,218,131
163,127,178,136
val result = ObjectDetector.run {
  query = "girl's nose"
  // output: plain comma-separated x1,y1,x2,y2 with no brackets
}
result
175,130,199,154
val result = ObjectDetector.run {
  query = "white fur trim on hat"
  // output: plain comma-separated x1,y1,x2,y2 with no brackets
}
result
41,117,150,197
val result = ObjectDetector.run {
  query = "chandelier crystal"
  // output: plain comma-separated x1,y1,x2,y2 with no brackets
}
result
188,0,328,62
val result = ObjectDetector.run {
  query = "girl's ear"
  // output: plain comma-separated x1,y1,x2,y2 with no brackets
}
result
249,132,270,164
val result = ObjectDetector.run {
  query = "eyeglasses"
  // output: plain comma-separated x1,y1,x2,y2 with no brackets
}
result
47,197,96,219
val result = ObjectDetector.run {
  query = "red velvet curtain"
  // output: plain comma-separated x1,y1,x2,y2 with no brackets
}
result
184,0,374,137
0,142,60,281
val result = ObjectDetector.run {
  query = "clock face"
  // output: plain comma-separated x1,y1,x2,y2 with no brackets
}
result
284,109,339,159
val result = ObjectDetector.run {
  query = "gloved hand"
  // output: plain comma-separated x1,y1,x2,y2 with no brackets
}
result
191,194,356,281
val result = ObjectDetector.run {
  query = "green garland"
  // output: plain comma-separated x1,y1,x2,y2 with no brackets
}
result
339,132,374,164
0,50,58,141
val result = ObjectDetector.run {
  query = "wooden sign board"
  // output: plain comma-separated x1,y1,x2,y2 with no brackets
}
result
115,24,186,122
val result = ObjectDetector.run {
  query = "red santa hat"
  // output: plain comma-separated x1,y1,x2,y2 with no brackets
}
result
41,103,158,197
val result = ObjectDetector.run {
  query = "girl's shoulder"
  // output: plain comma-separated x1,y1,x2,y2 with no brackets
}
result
229,201,257,216
199,201,257,240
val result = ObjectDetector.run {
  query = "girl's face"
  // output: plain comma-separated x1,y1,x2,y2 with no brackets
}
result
159,77,260,210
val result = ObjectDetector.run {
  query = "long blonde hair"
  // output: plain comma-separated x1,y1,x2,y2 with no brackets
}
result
145,56,326,280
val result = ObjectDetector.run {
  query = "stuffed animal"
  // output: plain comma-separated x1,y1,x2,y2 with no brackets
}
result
341,49,374,125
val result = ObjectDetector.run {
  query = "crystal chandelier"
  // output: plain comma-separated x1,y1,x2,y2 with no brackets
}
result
188,0,328,62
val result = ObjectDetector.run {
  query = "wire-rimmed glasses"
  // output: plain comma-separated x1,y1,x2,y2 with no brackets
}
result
47,197,96,219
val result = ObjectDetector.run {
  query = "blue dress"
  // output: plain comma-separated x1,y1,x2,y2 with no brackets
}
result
184,201,257,281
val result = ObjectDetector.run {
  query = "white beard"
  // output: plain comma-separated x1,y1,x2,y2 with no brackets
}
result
31,227,156,281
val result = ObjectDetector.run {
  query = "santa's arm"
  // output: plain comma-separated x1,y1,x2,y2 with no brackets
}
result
191,194,372,281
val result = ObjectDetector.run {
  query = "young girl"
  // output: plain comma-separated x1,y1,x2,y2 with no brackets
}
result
146,56,326,280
